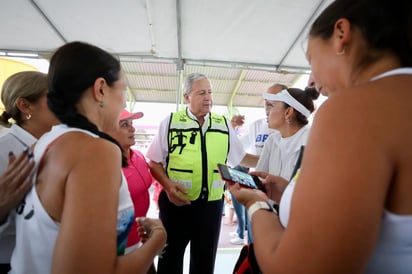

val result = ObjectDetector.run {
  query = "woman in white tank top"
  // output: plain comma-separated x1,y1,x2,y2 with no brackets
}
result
228,0,412,273
10,42,167,274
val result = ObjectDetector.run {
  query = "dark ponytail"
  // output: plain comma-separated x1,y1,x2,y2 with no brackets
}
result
284,87,319,125
48,41,127,167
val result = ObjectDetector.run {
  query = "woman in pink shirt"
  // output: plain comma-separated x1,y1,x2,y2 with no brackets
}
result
109,109,154,251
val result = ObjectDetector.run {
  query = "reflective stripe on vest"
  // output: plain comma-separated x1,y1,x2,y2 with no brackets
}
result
166,109,229,201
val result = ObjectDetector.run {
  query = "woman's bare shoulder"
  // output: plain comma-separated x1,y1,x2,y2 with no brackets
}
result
47,131,121,168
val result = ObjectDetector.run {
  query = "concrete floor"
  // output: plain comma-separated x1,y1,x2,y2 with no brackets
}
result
147,197,244,273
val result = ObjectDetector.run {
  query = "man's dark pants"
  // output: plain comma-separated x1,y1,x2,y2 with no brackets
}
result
157,190,223,274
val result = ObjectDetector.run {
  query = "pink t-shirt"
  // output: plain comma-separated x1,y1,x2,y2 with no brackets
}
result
123,149,153,247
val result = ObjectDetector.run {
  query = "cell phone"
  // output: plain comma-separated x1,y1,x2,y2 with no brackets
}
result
217,164,265,192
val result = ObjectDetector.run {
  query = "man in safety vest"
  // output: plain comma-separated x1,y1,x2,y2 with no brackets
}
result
147,73,258,274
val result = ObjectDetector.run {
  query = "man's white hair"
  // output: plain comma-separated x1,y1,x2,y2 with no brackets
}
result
183,73,210,95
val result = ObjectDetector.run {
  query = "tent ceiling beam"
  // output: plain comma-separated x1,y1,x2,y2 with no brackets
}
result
30,0,67,43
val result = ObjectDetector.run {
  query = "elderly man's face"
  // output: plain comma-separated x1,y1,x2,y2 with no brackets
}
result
185,79,213,119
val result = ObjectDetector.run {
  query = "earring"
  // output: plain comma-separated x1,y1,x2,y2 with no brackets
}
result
286,118,291,124
99,101,105,108
336,48,346,55
26,113,32,120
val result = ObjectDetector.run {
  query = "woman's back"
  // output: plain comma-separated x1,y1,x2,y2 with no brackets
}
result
342,72,412,215
295,71,412,273
10,41,167,274
359,73,412,272
11,125,134,274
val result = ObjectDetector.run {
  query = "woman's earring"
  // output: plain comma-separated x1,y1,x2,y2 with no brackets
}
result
286,118,291,124
99,101,105,108
336,48,346,56
26,113,32,120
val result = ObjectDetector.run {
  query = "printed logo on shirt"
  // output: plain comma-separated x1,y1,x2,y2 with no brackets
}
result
117,207,134,255
255,134,269,143
179,113,188,122
212,116,223,123
16,198,34,220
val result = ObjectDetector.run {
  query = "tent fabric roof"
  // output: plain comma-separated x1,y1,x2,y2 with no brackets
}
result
0,0,332,108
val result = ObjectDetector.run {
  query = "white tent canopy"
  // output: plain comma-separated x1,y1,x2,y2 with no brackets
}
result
0,0,332,108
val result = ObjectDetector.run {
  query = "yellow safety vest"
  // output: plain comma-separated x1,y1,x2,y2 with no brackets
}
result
166,109,229,201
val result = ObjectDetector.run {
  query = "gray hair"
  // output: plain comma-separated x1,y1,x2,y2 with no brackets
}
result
183,73,210,95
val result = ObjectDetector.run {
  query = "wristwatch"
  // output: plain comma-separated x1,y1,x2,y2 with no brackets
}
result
247,201,278,220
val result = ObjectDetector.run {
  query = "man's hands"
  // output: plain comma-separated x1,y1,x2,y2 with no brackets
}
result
164,181,191,206
148,161,191,206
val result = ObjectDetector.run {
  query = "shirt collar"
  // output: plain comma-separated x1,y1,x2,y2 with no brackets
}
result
186,107,210,122
10,123,37,146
